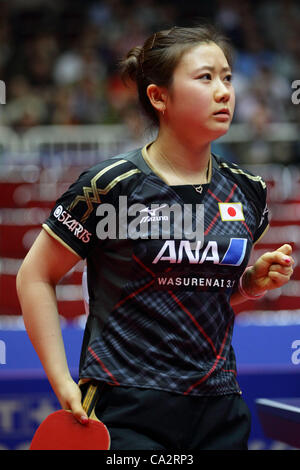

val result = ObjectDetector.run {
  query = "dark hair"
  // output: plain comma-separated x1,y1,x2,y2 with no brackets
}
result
120,24,233,126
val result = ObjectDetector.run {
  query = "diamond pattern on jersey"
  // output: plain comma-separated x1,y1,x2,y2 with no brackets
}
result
44,151,266,397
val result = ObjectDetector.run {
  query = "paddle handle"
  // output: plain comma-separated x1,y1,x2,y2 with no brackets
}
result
82,381,101,421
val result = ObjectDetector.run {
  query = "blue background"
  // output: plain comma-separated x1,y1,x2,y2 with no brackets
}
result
0,321,299,450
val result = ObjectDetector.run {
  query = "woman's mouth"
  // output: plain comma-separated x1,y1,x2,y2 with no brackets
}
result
213,108,230,120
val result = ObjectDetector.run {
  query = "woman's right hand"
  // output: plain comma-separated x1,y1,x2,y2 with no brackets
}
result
54,376,89,425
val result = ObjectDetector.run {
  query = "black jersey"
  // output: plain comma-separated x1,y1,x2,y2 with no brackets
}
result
43,145,269,396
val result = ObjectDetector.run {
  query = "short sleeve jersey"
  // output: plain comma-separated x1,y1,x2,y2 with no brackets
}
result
43,145,269,397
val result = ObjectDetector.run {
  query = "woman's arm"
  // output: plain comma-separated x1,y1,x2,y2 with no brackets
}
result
231,244,294,307
16,229,88,424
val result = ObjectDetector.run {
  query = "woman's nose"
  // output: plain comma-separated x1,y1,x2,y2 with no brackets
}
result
214,80,231,102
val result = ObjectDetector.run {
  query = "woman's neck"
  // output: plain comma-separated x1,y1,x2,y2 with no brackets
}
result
146,129,212,185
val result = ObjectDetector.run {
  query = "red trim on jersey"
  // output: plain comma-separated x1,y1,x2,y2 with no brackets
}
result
241,221,253,240
183,320,232,395
114,255,176,311
225,183,238,202
88,346,120,385
118,255,220,360
132,253,156,277
114,279,155,309
221,367,237,376
113,254,156,309
207,188,222,203
168,290,217,356
205,212,220,236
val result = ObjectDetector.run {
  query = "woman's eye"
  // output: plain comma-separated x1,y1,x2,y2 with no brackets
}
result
199,73,212,80
224,74,232,82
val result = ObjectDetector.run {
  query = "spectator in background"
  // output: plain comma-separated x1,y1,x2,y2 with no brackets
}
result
2,75,48,132
0,0,299,164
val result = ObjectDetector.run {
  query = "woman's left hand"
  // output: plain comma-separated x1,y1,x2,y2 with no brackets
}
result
244,244,294,295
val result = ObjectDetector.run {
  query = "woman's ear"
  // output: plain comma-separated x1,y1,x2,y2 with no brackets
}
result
146,84,168,114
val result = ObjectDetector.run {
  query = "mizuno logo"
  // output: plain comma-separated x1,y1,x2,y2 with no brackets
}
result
140,204,168,217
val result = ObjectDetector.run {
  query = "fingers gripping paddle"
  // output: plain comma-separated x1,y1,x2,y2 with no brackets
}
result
30,382,110,450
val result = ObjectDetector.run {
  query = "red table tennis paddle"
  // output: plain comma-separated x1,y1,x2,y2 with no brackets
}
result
30,381,110,450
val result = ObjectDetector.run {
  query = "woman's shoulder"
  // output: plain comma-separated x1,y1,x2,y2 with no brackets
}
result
75,147,145,185
212,153,267,193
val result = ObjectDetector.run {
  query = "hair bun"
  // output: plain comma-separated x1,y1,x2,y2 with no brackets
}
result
120,46,143,83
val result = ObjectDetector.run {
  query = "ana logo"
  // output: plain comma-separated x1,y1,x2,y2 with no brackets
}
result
219,203,244,221
152,238,248,265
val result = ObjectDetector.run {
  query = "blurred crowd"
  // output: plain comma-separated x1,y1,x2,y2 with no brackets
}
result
0,0,299,150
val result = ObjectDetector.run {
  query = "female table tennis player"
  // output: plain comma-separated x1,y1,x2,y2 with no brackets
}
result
17,24,294,450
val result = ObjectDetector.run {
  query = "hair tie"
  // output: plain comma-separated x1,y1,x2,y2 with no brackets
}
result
150,33,157,50
167,26,177,36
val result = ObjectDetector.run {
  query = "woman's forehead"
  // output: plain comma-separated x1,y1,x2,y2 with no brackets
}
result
177,42,230,72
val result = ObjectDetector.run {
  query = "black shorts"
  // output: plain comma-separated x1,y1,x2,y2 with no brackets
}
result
80,381,251,451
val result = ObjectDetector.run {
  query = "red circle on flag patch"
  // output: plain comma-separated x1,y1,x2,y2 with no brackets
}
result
228,207,236,217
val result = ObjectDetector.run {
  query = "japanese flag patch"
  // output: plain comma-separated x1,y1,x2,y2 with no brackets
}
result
218,202,245,221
